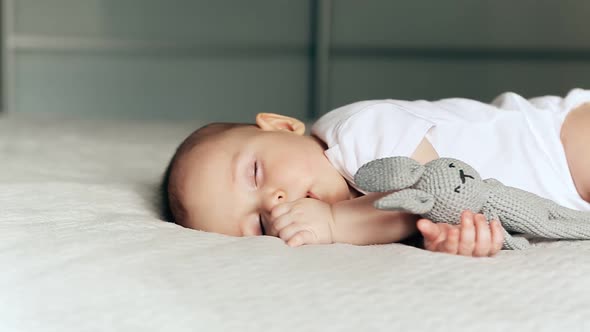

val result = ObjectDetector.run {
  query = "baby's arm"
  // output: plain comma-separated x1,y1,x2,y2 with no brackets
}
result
266,193,417,247
330,192,420,245
331,195,504,256
270,195,504,256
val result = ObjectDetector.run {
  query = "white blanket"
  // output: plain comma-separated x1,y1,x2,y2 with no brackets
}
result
1,114,590,332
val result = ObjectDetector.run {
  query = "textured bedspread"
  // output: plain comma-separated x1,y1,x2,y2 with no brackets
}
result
1,114,589,332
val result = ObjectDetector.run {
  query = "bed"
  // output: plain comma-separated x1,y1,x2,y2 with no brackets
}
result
1,114,589,332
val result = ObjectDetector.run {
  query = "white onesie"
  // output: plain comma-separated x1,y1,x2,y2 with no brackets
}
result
311,88,590,211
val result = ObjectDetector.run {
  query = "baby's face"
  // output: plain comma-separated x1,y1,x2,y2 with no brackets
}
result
175,114,352,237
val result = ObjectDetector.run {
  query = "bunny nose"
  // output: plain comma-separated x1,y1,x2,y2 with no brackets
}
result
459,170,475,183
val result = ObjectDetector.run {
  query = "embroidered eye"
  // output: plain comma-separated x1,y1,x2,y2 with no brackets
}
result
449,163,455,168
454,185,461,193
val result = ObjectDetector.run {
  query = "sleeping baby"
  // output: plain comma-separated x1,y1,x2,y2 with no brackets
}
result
160,88,590,257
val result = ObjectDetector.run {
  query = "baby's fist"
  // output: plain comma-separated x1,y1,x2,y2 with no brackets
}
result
417,210,504,257
268,198,335,247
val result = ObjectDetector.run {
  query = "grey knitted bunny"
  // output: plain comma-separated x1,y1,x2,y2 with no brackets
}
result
354,156,590,250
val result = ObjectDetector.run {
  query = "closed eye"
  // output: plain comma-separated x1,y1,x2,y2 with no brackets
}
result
253,161,264,235
248,160,261,190
253,161,258,186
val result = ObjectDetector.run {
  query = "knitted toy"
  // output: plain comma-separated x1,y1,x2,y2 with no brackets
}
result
354,156,590,250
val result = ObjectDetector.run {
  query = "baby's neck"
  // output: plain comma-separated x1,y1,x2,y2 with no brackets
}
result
309,133,358,200
347,184,362,200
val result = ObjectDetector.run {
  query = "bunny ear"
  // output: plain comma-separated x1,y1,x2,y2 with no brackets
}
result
374,189,434,214
354,157,425,192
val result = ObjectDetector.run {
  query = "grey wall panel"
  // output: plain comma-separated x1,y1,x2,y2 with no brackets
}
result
8,0,590,120
331,0,590,49
14,0,310,45
14,52,308,122
329,57,590,108
8,0,311,120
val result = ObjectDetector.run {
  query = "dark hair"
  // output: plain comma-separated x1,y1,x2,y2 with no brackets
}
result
159,155,176,223
158,122,254,224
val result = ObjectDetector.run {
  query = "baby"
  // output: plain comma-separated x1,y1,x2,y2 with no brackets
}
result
161,89,590,257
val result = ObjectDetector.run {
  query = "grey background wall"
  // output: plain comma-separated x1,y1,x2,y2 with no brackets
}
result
3,0,590,122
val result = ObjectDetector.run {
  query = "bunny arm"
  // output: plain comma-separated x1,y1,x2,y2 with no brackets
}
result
482,179,537,249
486,182,590,243
374,189,435,215
501,231,532,250
547,201,590,221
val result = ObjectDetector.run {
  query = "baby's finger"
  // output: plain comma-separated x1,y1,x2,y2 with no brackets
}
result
458,211,475,256
473,214,491,257
489,220,505,255
286,230,315,247
269,212,294,236
270,202,292,220
440,228,460,254
417,219,442,241
278,223,312,243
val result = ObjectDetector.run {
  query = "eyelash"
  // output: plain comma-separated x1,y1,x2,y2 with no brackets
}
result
253,161,259,186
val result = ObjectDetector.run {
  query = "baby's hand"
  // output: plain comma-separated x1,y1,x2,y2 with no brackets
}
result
417,210,504,257
268,198,335,247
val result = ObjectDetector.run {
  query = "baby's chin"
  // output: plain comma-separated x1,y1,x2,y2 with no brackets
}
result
325,187,358,203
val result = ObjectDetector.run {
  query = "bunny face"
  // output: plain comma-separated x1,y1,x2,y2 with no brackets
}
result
416,158,488,223
354,156,491,223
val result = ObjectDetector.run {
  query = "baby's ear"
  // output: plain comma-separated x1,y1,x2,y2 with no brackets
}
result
354,157,425,192
256,113,305,135
374,189,434,214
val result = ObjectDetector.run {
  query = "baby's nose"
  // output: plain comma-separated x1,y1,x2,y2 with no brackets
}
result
263,189,286,211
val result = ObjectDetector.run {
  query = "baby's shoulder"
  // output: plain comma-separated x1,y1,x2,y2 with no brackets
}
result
311,100,388,144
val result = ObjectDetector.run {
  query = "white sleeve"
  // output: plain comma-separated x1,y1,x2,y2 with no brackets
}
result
312,102,435,189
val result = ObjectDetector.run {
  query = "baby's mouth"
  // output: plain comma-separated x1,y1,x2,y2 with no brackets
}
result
306,191,320,200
